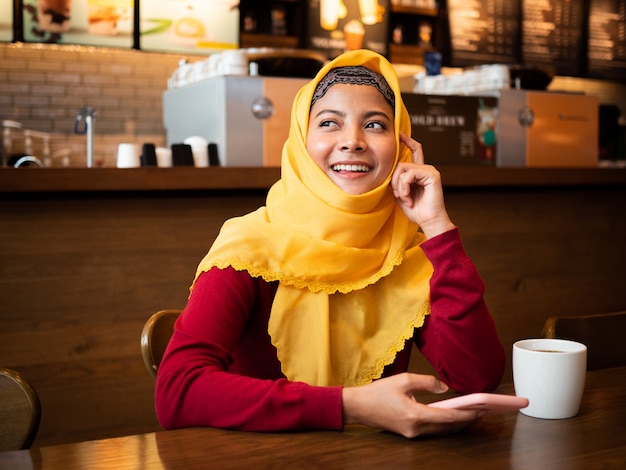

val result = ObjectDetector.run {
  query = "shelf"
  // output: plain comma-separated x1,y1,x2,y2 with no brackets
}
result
389,43,433,65
388,3,440,65
240,33,300,49
238,0,304,49
390,5,438,17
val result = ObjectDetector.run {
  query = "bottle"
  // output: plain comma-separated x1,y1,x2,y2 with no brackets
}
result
393,24,403,45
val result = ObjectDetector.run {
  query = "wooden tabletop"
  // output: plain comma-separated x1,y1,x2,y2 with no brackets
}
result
2,166,626,194
1,367,625,470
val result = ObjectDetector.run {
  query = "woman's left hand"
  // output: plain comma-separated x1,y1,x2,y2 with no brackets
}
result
391,133,456,239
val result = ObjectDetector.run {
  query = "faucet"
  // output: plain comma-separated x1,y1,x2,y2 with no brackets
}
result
74,107,97,168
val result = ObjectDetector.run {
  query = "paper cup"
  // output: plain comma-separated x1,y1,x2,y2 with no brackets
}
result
184,136,209,167
155,147,172,168
116,143,141,168
513,338,587,419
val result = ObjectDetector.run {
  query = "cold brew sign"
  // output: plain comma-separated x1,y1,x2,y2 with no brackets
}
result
307,0,389,58
402,93,498,166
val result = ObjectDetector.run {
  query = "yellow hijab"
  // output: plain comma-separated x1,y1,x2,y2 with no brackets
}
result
193,50,432,387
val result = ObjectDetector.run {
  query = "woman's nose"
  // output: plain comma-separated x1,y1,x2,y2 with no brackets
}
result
339,127,366,152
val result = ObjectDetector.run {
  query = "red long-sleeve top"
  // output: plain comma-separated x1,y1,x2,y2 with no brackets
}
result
155,228,505,431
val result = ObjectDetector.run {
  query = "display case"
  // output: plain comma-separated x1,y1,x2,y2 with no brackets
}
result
239,0,305,49
387,2,439,65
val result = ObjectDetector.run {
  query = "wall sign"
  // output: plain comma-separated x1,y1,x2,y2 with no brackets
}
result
447,0,520,66
22,0,134,47
522,0,585,76
0,0,11,41
140,0,239,54
307,0,389,59
588,0,626,81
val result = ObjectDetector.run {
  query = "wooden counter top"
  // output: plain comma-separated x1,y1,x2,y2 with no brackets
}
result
1,166,625,194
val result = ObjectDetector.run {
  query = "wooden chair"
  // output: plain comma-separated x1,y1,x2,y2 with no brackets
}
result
141,309,182,380
542,311,626,370
0,368,41,451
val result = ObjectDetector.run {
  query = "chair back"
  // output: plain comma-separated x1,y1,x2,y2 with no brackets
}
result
0,368,41,451
542,311,626,370
141,309,182,379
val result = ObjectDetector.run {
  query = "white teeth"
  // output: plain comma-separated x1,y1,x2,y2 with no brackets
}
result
332,164,370,172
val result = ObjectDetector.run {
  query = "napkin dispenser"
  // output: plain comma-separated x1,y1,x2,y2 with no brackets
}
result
497,89,599,167
163,75,308,167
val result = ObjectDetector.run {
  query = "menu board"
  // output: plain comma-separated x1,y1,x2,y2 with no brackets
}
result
140,0,239,54
22,0,134,47
588,0,626,81
307,0,389,59
447,0,520,66
0,0,11,41
522,0,585,76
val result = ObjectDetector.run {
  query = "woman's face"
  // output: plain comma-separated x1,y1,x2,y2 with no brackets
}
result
306,83,396,195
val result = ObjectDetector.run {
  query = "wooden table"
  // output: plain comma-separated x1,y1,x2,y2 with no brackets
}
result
1,367,625,470
3,167,626,446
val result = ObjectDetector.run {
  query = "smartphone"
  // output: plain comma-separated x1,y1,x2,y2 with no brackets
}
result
428,393,529,413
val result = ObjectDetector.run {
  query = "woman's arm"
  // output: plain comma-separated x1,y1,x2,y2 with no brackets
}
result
416,228,506,393
155,267,342,432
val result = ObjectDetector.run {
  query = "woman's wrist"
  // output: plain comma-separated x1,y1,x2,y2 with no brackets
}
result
341,386,365,426
420,215,456,239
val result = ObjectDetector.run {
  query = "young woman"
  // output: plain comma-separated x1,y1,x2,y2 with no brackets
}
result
155,50,505,439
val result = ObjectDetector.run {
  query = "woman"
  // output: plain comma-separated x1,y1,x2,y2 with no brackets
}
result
155,49,505,438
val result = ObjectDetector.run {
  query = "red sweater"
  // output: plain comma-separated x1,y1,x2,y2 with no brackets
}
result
155,228,505,431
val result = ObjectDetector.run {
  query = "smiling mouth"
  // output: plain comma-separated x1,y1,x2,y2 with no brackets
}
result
331,164,371,172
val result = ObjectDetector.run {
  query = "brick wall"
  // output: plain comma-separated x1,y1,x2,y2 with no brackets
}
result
1,43,201,167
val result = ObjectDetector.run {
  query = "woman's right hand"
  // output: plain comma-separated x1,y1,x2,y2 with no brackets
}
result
341,373,483,438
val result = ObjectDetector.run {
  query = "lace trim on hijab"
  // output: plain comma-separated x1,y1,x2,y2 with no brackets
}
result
311,66,395,110
209,247,406,295
356,301,429,386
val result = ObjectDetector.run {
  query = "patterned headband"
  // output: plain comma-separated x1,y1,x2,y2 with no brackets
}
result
311,66,395,110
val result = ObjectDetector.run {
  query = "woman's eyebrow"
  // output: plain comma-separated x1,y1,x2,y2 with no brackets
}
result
363,110,393,121
312,108,344,119
312,109,392,121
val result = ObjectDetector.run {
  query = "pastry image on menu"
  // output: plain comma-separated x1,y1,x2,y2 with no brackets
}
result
87,0,132,36
37,0,72,32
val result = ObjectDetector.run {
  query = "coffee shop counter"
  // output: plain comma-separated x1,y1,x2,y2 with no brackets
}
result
2,166,626,192
1,166,626,447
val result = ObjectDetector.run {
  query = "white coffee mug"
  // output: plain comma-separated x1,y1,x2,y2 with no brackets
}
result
116,143,141,168
513,338,587,419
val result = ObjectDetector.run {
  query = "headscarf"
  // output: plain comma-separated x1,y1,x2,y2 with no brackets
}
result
193,50,432,387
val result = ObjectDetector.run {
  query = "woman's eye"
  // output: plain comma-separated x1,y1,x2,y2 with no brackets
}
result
366,121,385,130
319,120,337,127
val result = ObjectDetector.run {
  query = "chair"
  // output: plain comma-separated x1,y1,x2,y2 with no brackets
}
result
141,309,182,380
542,311,626,370
0,368,41,451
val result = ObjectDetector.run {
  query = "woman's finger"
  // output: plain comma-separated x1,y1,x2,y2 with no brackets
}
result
399,132,424,165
